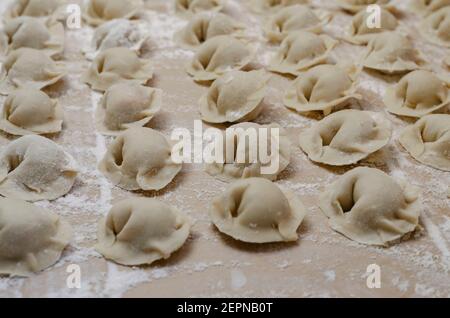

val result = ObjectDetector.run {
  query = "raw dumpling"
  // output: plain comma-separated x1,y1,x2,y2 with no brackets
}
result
206,122,291,181
0,135,78,201
99,127,182,191
96,198,191,266
175,0,223,15
268,31,337,76
96,82,161,136
0,197,72,277
199,70,269,123
399,114,450,171
0,17,64,58
299,110,391,166
411,0,450,16
186,35,255,82
210,177,306,243
383,70,449,118
81,47,153,92
0,88,63,136
344,8,398,45
361,32,425,74
420,7,450,47
319,167,422,246
175,13,245,49
4,0,65,19
85,19,146,60
337,0,391,13
251,0,309,13
83,0,143,26
283,64,361,116
0,48,66,95
264,5,329,43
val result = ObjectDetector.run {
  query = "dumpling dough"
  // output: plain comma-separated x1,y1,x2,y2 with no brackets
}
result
337,0,391,13
175,0,223,15
206,122,291,181
344,8,398,45
175,13,245,49
99,127,182,191
199,70,269,123
0,48,66,95
268,31,337,76
85,19,147,60
81,47,153,92
383,70,449,118
411,0,450,16
0,135,78,201
264,5,329,43
4,0,65,19
0,17,64,58
0,88,63,136
361,32,425,74
319,167,422,246
299,110,391,166
83,0,143,26
186,36,255,82
251,0,309,13
96,82,161,136
96,198,191,266
210,177,306,243
446,56,450,67
399,114,450,171
0,197,72,277
283,64,361,116
420,7,450,47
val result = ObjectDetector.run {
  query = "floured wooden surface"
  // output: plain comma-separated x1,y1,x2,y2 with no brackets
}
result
0,0,449,298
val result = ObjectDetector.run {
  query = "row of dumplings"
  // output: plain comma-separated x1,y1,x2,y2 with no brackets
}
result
0,0,69,137
0,163,424,276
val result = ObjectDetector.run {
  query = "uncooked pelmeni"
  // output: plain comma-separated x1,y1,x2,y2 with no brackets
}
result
420,7,450,47
4,0,65,19
81,47,153,92
0,88,63,136
299,110,391,166
411,0,450,16
210,177,306,243
199,70,269,123
251,0,309,13
96,198,191,266
0,48,66,95
383,70,450,118
268,31,337,76
319,167,422,246
264,5,329,43
175,12,245,49
96,82,161,136
83,0,143,26
337,0,392,13
99,127,181,191
186,35,255,82
0,197,72,277
0,135,78,201
206,122,291,181
399,114,450,171
361,32,425,74
0,17,64,58
85,19,146,60
283,64,361,116
344,8,398,45
175,0,224,16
